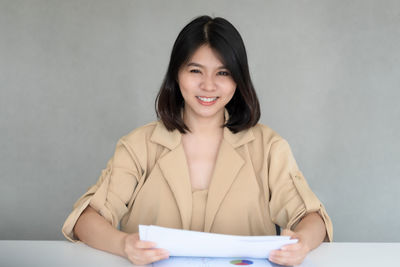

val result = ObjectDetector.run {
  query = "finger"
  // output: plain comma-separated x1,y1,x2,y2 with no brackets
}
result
269,251,304,266
145,249,170,263
281,229,301,242
140,248,169,263
135,240,157,249
143,248,169,256
129,248,169,265
269,253,291,266
269,246,307,266
270,249,292,259
131,252,169,266
270,249,302,261
281,242,302,251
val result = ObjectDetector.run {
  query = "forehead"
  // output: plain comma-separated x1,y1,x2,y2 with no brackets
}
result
188,44,225,67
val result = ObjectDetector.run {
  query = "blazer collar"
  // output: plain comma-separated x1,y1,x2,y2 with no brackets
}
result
150,109,255,149
151,109,255,230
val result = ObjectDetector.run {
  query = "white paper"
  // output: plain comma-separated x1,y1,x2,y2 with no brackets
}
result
153,257,273,267
153,256,316,267
139,225,297,259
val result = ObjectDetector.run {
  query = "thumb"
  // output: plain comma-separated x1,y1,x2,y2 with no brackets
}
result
280,229,295,237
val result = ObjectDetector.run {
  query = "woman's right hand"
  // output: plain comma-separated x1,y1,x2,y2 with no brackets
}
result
123,233,170,265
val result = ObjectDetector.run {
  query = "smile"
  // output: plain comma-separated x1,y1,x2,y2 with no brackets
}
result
196,96,218,102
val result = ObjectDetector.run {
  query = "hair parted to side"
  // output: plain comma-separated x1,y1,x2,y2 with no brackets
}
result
155,15,260,134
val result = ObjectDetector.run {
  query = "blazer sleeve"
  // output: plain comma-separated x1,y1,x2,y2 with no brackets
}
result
62,139,141,242
268,138,333,241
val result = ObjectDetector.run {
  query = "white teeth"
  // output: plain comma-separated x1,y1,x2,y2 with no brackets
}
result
197,96,217,102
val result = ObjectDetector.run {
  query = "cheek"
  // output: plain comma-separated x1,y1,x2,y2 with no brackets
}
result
177,75,188,97
178,74,197,94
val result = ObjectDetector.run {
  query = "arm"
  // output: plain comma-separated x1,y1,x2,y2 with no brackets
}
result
269,212,326,266
266,139,332,265
74,206,169,265
68,139,169,264
73,206,127,257
291,211,327,249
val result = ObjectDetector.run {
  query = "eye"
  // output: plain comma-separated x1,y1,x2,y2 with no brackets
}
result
190,69,201,74
218,71,230,76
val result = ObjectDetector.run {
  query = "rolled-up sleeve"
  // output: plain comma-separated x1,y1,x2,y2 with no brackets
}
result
268,139,333,241
62,139,140,242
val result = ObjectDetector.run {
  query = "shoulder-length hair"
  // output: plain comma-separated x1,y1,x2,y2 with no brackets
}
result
155,15,260,134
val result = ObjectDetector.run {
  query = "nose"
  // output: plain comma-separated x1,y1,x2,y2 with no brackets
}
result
200,74,216,92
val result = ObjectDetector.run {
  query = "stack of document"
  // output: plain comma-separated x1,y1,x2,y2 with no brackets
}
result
154,257,286,267
139,225,297,259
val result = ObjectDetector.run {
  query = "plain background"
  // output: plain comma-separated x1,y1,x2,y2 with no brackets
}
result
1,0,399,242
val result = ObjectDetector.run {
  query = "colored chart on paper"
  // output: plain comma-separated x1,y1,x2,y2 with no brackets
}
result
230,259,254,265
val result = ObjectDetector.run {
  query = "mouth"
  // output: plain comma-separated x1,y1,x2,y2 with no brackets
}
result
196,96,218,102
196,96,219,106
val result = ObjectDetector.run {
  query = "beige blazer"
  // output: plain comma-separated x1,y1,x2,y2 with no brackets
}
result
62,118,333,242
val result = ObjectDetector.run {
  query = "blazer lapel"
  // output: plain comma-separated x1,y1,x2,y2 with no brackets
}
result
157,143,192,230
204,138,245,232
205,122,257,232
151,118,255,232
152,122,192,230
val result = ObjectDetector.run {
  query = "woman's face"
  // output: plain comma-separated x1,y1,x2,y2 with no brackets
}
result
178,44,236,122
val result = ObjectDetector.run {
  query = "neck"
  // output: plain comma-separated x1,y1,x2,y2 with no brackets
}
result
183,108,225,136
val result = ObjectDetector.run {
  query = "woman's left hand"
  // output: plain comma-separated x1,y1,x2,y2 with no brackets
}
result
268,229,310,266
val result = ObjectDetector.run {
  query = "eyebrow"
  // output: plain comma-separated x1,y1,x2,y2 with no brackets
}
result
187,62,227,70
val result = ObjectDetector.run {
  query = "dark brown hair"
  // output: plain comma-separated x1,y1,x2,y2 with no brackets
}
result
155,15,260,133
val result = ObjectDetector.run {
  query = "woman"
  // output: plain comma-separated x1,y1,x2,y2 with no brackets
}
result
62,16,333,266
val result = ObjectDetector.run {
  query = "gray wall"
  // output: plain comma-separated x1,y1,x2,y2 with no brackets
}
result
1,0,399,242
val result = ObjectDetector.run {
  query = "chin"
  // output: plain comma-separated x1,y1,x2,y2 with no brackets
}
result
196,108,224,118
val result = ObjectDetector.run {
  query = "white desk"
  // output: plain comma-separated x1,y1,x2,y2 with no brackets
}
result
0,241,398,267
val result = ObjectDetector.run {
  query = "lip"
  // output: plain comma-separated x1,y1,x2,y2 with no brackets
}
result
196,96,218,106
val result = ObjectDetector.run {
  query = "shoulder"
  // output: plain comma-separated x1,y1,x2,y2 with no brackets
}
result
247,124,298,170
111,121,163,170
119,121,159,146
110,121,161,159
244,123,295,160
117,119,181,153
249,123,285,147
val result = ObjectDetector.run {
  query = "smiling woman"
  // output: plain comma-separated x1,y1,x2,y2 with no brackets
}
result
156,16,260,134
62,15,333,266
